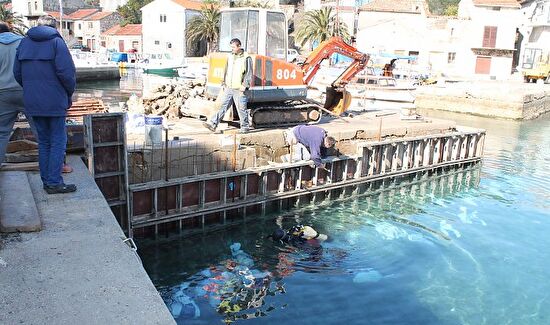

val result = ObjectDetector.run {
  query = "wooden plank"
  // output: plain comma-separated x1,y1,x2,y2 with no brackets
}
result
0,162,39,171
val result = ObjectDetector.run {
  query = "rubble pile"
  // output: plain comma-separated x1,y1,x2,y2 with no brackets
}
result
137,80,215,120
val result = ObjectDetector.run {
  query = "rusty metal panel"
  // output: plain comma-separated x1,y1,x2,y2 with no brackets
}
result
246,174,260,196
132,190,152,216
346,160,357,179
332,161,344,182
93,146,121,174
182,182,200,207
91,118,119,143
226,177,242,200
156,186,178,213
266,171,280,192
95,176,121,201
204,179,221,203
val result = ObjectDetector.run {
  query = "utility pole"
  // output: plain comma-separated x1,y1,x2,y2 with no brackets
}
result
59,0,63,37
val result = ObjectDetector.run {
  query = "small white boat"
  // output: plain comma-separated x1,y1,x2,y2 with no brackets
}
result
70,50,120,81
140,53,182,75
347,75,416,111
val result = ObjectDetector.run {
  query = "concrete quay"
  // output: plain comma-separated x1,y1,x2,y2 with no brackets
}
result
416,80,550,120
0,156,174,325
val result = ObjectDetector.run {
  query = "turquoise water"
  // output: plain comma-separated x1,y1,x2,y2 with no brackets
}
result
139,111,550,324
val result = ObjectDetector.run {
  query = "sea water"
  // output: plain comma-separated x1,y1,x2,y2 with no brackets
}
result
137,110,550,324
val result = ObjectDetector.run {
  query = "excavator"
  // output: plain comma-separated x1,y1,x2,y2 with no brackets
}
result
205,7,369,128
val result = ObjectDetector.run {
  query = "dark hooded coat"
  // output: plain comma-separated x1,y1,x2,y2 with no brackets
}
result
14,25,75,117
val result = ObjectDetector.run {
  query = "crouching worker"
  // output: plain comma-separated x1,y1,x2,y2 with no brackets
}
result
269,224,328,244
281,125,336,169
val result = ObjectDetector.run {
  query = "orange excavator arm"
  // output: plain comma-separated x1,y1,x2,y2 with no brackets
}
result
301,36,370,87
299,37,369,115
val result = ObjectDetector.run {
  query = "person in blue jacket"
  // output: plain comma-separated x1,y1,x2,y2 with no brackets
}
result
14,15,76,194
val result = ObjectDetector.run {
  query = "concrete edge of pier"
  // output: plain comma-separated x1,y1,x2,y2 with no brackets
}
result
0,155,175,325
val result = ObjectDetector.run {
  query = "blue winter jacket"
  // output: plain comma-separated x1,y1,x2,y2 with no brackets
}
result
14,26,76,117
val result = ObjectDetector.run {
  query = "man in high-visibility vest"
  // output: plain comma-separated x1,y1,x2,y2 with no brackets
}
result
203,38,252,134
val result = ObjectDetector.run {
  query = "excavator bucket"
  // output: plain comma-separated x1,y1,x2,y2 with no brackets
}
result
324,86,352,116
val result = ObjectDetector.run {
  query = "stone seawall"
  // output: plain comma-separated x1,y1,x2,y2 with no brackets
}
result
416,81,550,120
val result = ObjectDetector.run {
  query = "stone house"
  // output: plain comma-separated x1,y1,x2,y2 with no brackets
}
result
102,24,142,52
141,0,204,61
69,9,122,51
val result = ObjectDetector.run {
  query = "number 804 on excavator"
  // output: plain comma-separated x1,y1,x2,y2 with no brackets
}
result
205,7,369,128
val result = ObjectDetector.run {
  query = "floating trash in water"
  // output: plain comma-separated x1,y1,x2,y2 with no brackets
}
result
169,283,200,319
353,269,383,283
0,257,6,267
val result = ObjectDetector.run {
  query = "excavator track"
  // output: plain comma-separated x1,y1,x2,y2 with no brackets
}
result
249,100,323,128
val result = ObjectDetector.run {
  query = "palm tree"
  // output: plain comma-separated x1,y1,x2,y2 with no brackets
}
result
294,7,350,48
186,3,220,54
0,5,27,35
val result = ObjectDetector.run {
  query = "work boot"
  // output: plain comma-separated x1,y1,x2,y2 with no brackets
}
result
202,122,216,132
45,184,77,194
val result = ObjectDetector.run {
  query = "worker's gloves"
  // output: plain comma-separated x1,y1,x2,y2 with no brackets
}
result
239,85,248,92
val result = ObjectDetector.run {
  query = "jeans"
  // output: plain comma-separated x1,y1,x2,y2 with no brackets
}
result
283,127,311,162
209,88,249,131
0,90,37,165
32,116,67,186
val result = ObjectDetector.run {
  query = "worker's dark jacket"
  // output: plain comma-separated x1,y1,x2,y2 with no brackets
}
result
293,125,327,167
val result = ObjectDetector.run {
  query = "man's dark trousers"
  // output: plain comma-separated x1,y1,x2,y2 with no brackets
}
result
33,116,66,186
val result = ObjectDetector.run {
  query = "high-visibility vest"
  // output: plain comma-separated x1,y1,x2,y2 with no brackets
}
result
225,51,249,89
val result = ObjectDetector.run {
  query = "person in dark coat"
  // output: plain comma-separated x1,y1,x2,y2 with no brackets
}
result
0,22,38,166
14,15,76,194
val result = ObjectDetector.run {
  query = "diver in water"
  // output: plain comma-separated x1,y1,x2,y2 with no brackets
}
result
269,224,328,244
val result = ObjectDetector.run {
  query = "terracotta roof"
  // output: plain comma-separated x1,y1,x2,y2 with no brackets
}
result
171,0,204,11
67,9,100,20
472,0,521,8
45,11,71,20
84,11,116,21
104,24,142,36
360,0,426,14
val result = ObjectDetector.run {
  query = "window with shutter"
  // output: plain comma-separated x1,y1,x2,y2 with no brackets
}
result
483,26,497,48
